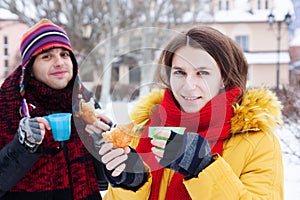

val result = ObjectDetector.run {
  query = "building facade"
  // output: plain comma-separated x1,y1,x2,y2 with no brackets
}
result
0,19,28,84
208,0,292,88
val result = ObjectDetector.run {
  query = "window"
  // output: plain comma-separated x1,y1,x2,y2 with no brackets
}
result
258,0,261,10
4,36,8,44
226,0,229,10
4,60,8,68
297,52,300,60
112,67,120,82
218,0,222,10
265,0,269,9
129,66,141,83
235,35,249,51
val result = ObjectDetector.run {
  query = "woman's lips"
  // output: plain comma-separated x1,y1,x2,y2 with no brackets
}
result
181,95,202,101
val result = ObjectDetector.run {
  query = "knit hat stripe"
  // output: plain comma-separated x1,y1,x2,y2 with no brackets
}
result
20,25,67,53
21,42,72,69
22,31,70,59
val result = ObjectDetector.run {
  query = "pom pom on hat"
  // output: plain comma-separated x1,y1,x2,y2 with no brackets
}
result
19,19,77,95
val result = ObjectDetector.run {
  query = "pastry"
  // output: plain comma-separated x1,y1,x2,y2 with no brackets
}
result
102,122,134,148
80,98,103,124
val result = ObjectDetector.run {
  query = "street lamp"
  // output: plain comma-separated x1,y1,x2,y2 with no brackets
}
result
267,12,292,89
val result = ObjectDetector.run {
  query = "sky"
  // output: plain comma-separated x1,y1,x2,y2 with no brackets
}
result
0,8,18,20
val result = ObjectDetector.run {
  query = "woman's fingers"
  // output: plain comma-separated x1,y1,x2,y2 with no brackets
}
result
151,130,169,163
105,152,128,170
151,138,167,149
124,146,131,154
99,142,114,156
111,163,126,177
153,129,171,138
99,144,129,177
151,147,164,160
102,148,127,164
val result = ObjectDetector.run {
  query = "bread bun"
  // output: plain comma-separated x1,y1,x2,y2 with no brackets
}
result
102,122,134,148
80,98,103,124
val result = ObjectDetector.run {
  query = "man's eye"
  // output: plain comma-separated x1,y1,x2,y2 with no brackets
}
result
41,54,51,59
61,52,70,57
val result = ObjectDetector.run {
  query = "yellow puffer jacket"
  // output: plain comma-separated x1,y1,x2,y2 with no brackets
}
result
103,88,283,200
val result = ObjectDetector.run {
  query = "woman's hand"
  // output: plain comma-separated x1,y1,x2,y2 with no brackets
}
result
99,142,130,177
150,129,171,162
152,131,214,179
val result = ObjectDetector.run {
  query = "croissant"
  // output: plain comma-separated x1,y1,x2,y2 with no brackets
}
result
102,122,134,148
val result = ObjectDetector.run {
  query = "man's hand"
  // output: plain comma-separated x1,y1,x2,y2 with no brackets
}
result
18,117,51,152
85,113,114,150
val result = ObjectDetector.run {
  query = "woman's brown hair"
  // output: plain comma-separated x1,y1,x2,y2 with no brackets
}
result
155,26,248,93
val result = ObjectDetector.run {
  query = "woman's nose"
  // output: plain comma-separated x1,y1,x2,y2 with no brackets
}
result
184,75,197,89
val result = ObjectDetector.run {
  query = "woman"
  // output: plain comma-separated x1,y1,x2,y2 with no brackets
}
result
0,19,110,199
100,26,284,199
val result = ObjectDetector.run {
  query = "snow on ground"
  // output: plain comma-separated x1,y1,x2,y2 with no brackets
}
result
284,160,300,199
276,125,300,199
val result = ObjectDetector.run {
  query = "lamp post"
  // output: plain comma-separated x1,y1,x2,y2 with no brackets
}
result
267,12,292,89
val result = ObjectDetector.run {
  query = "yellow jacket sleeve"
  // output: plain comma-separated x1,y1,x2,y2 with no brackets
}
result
183,132,283,200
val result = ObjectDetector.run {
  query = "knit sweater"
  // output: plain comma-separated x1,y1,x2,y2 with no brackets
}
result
0,66,104,200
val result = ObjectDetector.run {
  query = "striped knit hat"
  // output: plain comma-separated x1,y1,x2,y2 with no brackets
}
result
19,19,77,95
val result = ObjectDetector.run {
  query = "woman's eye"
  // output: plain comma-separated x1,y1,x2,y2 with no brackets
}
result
198,71,209,75
173,70,186,76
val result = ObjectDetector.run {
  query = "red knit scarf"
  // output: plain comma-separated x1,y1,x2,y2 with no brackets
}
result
136,87,241,200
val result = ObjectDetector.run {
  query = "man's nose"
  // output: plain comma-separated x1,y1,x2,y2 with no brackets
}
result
54,56,64,66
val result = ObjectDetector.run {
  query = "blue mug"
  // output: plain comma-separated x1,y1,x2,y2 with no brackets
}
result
44,113,72,141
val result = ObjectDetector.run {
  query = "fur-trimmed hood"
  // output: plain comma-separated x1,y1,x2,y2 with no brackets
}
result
130,88,283,135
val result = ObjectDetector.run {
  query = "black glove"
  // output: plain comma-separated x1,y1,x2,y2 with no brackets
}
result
17,117,43,153
103,147,147,191
88,121,116,153
89,132,104,151
159,131,214,179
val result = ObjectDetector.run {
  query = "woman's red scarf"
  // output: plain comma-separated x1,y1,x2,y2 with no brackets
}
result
136,87,241,200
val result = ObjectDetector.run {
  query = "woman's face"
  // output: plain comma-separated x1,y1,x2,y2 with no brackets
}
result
32,48,73,89
170,46,223,113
